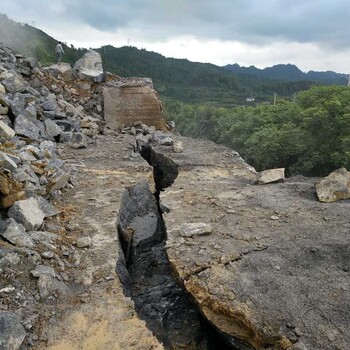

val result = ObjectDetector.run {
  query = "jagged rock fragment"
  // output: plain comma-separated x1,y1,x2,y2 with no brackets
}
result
0,120,15,140
0,218,34,247
0,311,26,350
257,168,285,184
316,167,350,202
8,197,46,231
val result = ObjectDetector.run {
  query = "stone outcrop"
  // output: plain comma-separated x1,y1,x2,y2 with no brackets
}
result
316,167,350,202
157,136,349,350
0,43,168,350
73,50,104,83
103,84,164,130
2,41,349,350
257,168,285,184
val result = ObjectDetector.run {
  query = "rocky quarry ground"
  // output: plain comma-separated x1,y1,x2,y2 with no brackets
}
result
0,44,349,350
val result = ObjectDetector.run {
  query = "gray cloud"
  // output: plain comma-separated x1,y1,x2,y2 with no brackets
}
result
1,0,350,49
44,0,350,48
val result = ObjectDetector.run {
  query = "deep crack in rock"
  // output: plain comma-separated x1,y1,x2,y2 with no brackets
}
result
116,145,239,349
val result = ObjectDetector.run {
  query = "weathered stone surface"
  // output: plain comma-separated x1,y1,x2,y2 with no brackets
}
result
0,218,34,247
0,171,22,195
47,170,69,193
31,265,56,278
159,136,173,146
45,119,62,138
46,63,76,81
74,50,104,82
8,197,46,231
0,311,26,350
28,231,58,245
316,167,350,202
0,151,18,172
0,191,27,209
169,222,213,238
59,131,86,145
103,85,164,130
117,181,162,264
257,168,285,184
36,197,59,217
172,140,184,153
14,114,41,139
1,71,28,93
0,120,15,140
160,136,350,350
76,236,92,248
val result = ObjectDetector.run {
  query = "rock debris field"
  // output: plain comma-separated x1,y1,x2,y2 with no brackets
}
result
0,44,349,350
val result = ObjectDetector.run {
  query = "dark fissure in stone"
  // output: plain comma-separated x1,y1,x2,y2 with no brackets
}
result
116,145,239,349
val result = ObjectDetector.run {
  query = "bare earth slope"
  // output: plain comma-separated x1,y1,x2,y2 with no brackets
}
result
42,134,162,350
158,137,350,350
43,133,349,350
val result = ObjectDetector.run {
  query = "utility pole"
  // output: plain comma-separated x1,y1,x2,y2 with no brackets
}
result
273,93,277,106
347,74,350,87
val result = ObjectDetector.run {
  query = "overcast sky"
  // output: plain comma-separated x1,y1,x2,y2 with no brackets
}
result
1,0,350,73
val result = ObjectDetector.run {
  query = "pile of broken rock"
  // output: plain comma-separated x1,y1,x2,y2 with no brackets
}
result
0,44,107,348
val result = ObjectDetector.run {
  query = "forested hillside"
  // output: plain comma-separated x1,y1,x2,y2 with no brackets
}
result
225,63,348,85
2,13,349,178
165,86,350,176
0,13,316,107
96,45,315,106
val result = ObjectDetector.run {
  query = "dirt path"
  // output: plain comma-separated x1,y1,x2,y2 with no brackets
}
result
41,134,163,350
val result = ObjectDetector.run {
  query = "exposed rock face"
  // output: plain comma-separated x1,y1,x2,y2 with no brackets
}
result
316,167,350,202
0,311,26,350
45,63,77,82
117,180,162,265
74,50,104,82
158,136,350,350
257,168,285,184
103,85,164,130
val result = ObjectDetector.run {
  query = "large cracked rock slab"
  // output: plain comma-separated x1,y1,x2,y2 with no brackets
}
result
103,85,164,130
160,136,350,350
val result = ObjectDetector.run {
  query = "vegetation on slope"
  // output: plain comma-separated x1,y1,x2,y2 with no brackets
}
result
0,13,315,107
2,14,349,177
165,86,350,176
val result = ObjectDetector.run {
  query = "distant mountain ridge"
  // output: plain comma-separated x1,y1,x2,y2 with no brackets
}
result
0,13,346,106
224,63,348,85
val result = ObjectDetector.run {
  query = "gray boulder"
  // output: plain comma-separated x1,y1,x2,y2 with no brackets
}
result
316,167,350,202
45,119,62,138
59,131,86,145
0,311,26,350
257,168,285,184
0,151,18,172
0,218,34,248
14,114,41,139
45,63,76,81
117,181,163,264
74,50,104,83
0,121,15,140
31,265,56,278
8,197,46,231
1,71,28,93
